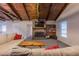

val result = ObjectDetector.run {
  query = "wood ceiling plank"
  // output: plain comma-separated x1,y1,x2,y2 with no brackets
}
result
0,10,14,20
0,16,5,19
7,3,23,20
48,3,67,20
0,15,9,21
10,3,29,20
54,3,68,20
0,3,68,21
46,3,52,20
25,3,37,20
1,11,14,20
0,11,10,20
0,3,17,17
23,4,30,20
0,5,18,20
39,3,51,19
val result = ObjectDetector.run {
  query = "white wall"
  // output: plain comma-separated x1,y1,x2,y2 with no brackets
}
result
13,21,32,39
57,3,79,46
0,21,32,39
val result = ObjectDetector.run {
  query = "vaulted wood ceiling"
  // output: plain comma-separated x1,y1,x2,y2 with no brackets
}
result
0,3,68,21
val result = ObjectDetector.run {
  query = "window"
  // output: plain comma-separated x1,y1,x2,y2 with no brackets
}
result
60,20,67,38
2,25,6,32
0,22,6,33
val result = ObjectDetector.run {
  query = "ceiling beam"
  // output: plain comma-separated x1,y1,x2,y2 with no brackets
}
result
0,16,5,19
54,3,69,21
46,3,52,20
0,5,18,19
0,6,14,20
0,10,14,20
7,3,22,20
0,16,8,21
0,16,12,21
23,4,30,20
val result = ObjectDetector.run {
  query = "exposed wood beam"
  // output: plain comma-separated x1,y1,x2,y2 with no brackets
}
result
1,10,14,20
0,16,5,19
0,16,7,21
0,5,18,19
0,16,11,21
23,4,30,20
7,3,22,20
46,3,52,20
0,6,14,20
54,4,69,21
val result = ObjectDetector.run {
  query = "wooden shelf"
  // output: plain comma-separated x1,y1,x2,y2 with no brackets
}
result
33,28,46,30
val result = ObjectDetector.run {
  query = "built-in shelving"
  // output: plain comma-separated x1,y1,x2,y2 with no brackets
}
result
32,20,46,39
32,20,56,40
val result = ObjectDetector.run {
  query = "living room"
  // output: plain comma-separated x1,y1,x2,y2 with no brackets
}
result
0,3,79,56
